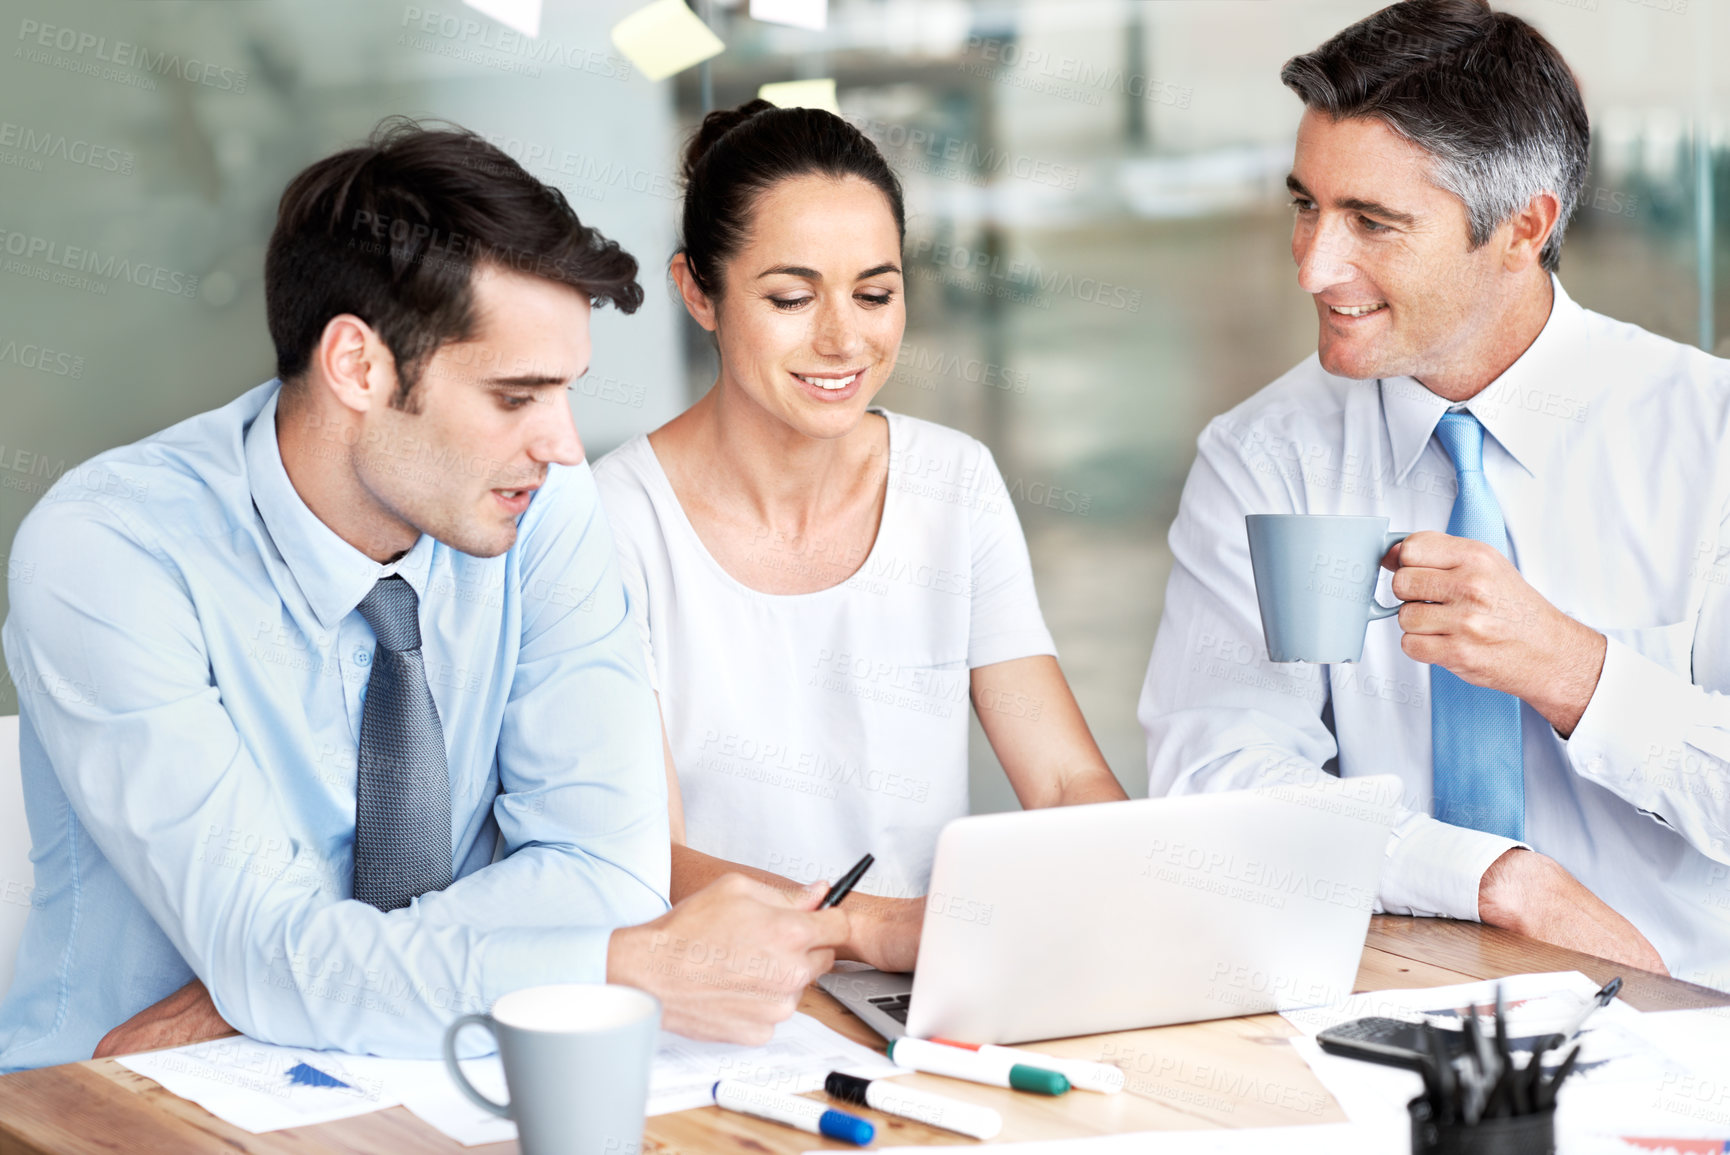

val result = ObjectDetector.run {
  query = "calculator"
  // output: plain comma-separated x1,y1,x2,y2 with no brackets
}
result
1316,1016,1470,1070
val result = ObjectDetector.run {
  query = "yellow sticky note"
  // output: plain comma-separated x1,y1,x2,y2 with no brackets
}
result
611,0,725,82
757,77,839,115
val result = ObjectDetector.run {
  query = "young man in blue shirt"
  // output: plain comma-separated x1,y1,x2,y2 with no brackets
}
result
0,122,847,1070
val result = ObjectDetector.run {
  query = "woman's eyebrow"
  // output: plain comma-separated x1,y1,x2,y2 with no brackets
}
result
757,264,821,279
755,262,904,280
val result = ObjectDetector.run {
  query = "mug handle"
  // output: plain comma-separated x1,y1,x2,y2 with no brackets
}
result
1368,532,1411,620
443,1014,512,1118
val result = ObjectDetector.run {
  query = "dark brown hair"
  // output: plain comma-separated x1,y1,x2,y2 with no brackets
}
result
265,117,643,407
1281,0,1589,273
677,99,905,297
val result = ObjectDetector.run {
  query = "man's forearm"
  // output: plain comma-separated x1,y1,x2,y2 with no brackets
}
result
92,979,236,1059
1476,847,1667,974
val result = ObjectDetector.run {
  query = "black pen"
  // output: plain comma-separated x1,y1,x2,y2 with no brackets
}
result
818,853,874,909
1520,1042,1548,1108
1535,976,1623,1059
1558,977,1621,1042
1459,1006,1488,1122
1417,1047,1444,1114
1426,1024,1456,1122
1494,985,1519,1116
1540,1043,1582,1111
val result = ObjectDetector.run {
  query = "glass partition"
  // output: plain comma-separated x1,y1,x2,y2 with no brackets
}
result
3,1,1722,817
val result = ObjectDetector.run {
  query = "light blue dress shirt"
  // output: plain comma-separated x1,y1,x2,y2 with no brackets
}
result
0,381,670,1071
1141,277,1730,984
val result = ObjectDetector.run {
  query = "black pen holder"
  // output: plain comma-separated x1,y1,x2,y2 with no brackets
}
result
1409,1096,1555,1155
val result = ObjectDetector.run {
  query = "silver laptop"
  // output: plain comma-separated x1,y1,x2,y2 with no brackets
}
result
818,778,1396,1044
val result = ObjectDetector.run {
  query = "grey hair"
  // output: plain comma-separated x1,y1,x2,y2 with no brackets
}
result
1281,0,1590,273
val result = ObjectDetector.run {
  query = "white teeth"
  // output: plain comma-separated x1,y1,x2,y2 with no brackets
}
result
500,490,521,498
798,373,857,390
1331,303,1386,317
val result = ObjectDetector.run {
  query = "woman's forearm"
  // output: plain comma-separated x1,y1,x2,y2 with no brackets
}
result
670,841,804,904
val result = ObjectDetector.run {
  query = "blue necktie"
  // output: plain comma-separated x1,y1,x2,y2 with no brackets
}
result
352,575,453,912
1429,412,1524,841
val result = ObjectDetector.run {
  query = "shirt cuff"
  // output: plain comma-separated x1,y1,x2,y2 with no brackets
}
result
480,926,614,1010
1380,813,1526,921
1567,636,1691,798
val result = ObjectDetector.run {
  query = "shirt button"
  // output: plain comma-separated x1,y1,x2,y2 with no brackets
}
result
355,649,371,666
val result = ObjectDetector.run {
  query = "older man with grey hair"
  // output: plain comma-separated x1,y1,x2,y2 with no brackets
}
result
1141,0,1730,984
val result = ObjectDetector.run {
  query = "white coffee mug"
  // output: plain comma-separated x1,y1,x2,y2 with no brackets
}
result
444,983,660,1155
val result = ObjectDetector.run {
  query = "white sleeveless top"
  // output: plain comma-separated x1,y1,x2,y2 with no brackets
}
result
592,410,1056,898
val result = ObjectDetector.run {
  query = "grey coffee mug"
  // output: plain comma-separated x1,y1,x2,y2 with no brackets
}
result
1245,514,1411,663
443,983,660,1155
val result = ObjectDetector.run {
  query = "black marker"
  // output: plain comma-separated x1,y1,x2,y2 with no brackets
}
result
824,1071,1002,1139
818,853,874,909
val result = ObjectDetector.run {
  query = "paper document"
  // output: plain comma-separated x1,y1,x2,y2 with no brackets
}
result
125,1012,896,1145
117,1037,403,1133
461,0,541,38
758,78,839,114
1284,971,1651,1063
648,1011,899,1113
750,0,828,31
1284,972,1730,1153
1284,971,1670,1102
394,1010,899,1145
611,0,725,81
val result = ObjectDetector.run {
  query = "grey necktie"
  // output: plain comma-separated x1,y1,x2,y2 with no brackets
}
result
352,575,453,912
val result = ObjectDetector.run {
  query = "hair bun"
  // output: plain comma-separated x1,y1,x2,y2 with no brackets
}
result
682,98,777,185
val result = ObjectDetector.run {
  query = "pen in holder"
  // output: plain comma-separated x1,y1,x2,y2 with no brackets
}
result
1409,1091,1554,1155
1406,981,1601,1155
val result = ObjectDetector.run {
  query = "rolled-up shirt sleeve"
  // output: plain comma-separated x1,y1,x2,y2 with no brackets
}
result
1139,418,1522,921
2,466,667,1056
1563,518,1730,863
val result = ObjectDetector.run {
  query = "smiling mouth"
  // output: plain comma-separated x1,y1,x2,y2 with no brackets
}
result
794,370,863,391
1328,302,1387,318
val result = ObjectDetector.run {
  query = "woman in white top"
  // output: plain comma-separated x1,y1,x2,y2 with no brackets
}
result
593,100,1125,972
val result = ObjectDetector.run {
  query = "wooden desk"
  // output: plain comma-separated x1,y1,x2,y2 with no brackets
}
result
1,917,1724,1155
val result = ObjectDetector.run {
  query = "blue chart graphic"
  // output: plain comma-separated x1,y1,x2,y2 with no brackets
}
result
286,1061,354,1091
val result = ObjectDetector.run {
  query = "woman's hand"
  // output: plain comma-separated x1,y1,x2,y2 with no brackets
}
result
838,894,925,973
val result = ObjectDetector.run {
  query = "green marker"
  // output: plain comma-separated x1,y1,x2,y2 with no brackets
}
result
887,1037,1070,1095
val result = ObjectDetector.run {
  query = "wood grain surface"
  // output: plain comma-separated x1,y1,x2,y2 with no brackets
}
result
0,916,1720,1155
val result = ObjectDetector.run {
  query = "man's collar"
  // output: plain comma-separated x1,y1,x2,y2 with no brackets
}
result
246,386,434,632
1380,274,1593,484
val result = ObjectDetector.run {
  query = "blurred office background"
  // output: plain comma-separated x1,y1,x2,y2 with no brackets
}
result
0,0,1720,812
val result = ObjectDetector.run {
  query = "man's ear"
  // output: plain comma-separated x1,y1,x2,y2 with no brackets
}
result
312,314,399,414
1502,189,1562,274
669,253,719,333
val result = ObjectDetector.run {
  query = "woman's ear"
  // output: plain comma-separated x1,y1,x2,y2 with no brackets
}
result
669,252,719,332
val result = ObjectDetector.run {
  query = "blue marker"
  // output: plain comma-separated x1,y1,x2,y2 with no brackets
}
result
712,1079,873,1146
